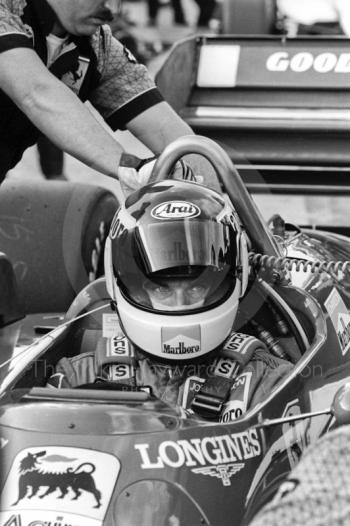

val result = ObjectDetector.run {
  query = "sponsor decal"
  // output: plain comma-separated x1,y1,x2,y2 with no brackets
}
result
220,372,252,423
282,400,308,469
108,335,131,358
325,288,350,355
192,463,244,487
151,201,201,220
109,209,136,241
1,447,119,526
135,429,262,487
103,335,134,381
62,56,90,95
162,326,201,355
108,363,132,381
157,241,205,264
223,333,259,364
214,357,239,379
224,333,251,354
102,313,123,338
266,51,350,73
181,376,205,409
1,512,83,526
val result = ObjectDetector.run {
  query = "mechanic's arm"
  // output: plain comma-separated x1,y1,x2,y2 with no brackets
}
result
0,47,124,177
127,101,220,189
126,100,194,153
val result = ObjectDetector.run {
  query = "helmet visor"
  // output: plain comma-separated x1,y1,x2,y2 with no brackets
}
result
116,219,237,313
136,219,234,274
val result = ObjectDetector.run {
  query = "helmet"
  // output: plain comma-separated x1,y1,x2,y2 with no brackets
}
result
104,180,249,361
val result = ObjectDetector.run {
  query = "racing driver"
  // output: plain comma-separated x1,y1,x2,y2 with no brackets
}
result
47,180,292,421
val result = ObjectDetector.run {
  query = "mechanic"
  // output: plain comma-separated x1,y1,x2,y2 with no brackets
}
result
0,0,205,191
249,424,350,525
277,0,350,36
47,180,293,421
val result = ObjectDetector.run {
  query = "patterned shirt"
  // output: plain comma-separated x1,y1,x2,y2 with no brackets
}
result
0,0,163,177
250,425,350,525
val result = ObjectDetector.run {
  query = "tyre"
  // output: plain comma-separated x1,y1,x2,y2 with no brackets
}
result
0,180,119,313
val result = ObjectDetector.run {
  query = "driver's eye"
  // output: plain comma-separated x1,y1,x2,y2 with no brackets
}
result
187,285,207,300
146,284,172,299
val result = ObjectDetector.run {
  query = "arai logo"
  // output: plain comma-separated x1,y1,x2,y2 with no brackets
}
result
151,201,201,220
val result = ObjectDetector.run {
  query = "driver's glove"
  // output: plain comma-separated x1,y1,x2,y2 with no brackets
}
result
118,154,196,196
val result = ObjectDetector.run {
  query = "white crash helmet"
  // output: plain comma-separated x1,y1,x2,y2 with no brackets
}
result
105,180,249,361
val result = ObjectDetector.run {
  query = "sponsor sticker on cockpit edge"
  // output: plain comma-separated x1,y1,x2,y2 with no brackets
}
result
0,447,120,525
220,372,252,423
151,201,201,220
135,429,262,487
325,288,350,355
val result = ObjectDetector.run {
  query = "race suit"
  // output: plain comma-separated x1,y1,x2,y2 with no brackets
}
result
0,0,163,182
47,325,292,422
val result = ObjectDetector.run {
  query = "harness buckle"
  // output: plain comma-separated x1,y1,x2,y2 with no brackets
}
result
191,376,233,419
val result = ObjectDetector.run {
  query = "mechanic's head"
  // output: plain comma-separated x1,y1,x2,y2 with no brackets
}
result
48,0,121,36
105,180,249,361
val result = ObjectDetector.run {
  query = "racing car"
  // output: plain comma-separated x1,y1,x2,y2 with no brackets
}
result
1,132,350,526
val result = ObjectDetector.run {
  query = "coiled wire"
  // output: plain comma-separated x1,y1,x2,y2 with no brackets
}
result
249,253,350,275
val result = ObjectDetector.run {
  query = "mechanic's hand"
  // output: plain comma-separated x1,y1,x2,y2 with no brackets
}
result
118,157,156,196
171,159,196,182
118,156,196,197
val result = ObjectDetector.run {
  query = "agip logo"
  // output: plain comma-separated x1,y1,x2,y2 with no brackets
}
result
0,447,120,526
151,201,201,220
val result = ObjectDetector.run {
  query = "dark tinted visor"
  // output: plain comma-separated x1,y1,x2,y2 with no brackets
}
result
136,220,235,274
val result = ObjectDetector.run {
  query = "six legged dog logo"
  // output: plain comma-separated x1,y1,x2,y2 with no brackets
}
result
0,446,121,523
12,450,102,508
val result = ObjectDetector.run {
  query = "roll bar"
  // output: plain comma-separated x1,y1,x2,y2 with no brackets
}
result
150,135,281,256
